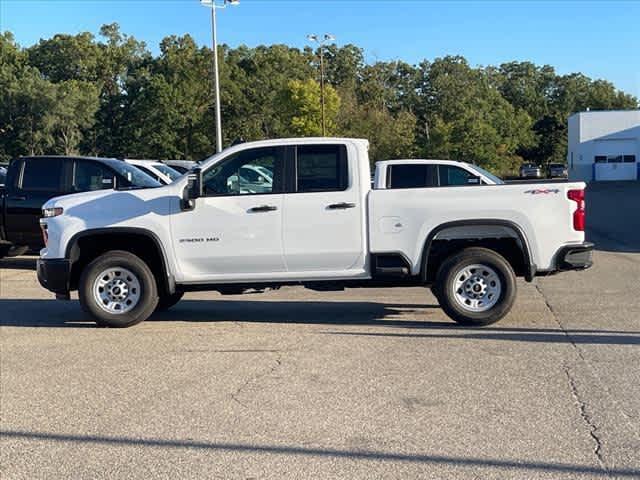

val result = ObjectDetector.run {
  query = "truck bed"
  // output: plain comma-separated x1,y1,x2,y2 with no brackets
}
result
368,181,586,273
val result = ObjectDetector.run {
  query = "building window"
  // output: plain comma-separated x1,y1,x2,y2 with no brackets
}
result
595,155,636,164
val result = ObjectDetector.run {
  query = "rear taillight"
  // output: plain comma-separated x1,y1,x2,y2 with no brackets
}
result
568,189,585,231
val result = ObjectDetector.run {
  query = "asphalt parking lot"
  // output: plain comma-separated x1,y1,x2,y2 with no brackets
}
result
1,183,639,479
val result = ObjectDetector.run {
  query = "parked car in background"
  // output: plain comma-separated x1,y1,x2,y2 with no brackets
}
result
0,156,161,258
124,159,182,185
38,138,592,328
233,164,274,194
162,160,197,174
519,163,543,179
0,166,6,186
547,163,568,178
379,159,504,187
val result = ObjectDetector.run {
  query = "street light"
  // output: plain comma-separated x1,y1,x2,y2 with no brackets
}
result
200,0,239,153
307,33,335,136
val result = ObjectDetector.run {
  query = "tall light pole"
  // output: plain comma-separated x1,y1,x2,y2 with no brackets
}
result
201,0,239,153
307,33,335,136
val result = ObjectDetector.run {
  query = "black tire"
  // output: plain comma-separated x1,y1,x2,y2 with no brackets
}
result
435,247,516,326
79,250,158,328
430,285,442,304
156,291,184,311
7,245,29,257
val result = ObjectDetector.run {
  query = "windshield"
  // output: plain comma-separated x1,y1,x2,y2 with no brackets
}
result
153,163,183,181
104,160,162,188
468,165,505,185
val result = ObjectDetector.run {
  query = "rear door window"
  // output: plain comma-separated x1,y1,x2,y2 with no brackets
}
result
20,158,66,192
296,145,348,192
387,164,437,189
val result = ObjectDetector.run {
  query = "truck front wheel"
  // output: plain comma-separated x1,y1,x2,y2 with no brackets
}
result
436,247,516,326
79,250,158,328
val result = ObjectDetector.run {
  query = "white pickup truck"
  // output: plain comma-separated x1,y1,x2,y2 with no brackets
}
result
37,138,593,328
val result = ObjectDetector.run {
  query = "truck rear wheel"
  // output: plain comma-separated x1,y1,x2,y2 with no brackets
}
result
436,247,516,326
79,250,158,328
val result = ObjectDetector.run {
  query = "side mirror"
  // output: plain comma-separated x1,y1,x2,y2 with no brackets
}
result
182,167,202,210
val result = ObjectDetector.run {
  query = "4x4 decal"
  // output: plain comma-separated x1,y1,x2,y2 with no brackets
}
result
524,188,560,195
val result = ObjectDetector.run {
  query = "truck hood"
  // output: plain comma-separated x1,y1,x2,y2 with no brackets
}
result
42,185,175,211
43,189,118,210
42,184,179,232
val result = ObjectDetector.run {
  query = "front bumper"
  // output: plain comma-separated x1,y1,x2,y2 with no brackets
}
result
555,242,594,271
37,258,71,295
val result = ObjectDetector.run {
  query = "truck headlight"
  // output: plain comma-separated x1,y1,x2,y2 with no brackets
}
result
42,207,64,218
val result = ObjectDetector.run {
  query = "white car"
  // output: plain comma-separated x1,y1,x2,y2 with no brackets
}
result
37,138,593,328
125,159,182,185
230,164,273,194
162,160,197,174
377,159,504,187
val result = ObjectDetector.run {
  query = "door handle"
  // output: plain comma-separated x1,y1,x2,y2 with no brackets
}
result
327,202,356,210
249,205,278,213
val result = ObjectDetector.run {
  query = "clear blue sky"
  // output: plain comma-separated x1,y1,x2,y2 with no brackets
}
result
2,0,639,97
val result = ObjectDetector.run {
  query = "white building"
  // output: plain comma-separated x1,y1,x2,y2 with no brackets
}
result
568,110,640,182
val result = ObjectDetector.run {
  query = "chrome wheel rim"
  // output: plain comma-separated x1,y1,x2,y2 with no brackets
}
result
452,264,501,312
93,267,141,315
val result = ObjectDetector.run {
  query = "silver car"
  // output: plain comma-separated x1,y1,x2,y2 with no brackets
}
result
548,163,568,178
519,163,542,179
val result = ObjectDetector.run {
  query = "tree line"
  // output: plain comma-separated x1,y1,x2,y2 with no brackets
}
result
1,24,637,175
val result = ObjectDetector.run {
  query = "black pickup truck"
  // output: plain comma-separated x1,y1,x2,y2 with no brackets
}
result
0,156,161,258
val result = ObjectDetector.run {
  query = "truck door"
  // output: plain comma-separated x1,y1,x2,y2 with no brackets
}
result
282,144,365,274
171,146,286,280
5,157,70,248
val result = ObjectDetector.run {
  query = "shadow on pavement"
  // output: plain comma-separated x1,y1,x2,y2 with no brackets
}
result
0,256,37,271
321,330,640,345
1,299,639,346
0,299,440,329
1,429,638,478
586,181,640,253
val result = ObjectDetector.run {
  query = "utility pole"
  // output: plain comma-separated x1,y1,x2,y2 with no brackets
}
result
200,0,240,152
306,33,335,136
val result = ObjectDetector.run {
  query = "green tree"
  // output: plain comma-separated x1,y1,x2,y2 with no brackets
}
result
120,34,212,159
281,78,341,136
27,32,101,83
2,25,639,174
417,56,534,174
0,33,58,159
51,80,100,155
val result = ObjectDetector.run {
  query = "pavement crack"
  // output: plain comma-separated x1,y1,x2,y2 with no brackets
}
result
563,365,607,473
230,353,283,409
535,283,587,361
